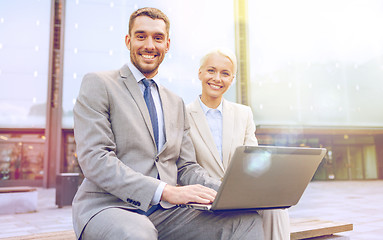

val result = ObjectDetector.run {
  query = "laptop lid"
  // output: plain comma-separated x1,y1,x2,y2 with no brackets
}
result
207,145,326,211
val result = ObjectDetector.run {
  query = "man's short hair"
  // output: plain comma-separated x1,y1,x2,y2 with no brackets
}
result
128,7,170,38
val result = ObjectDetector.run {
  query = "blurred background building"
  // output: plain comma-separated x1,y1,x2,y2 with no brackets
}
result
1,0,383,188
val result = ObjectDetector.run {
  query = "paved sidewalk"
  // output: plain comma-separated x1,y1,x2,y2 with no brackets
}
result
289,180,383,240
0,180,382,239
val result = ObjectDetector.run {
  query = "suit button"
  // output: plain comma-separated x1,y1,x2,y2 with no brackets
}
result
137,202,141,206
155,157,159,162
127,198,132,203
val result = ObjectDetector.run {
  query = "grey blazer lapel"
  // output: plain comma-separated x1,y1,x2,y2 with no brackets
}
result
222,99,234,169
157,85,168,154
189,99,223,169
119,65,156,146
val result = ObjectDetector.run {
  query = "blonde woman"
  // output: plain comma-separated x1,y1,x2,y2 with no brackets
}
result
187,48,290,240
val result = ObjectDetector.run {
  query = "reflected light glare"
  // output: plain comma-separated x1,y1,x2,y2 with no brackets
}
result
36,20,40,26
0,43,3,49
74,23,79,29
35,45,39,51
109,50,113,56
0,18,4,23
0,136,8,141
33,97,37,103
110,2,114,8
244,151,272,177
72,99,76,105
34,71,38,77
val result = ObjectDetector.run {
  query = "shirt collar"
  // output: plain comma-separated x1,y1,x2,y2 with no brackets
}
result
198,95,223,115
127,60,161,85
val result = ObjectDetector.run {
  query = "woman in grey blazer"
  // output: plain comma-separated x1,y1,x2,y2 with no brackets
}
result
187,48,291,240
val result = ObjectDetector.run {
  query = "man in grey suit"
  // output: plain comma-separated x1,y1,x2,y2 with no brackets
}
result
72,7,263,240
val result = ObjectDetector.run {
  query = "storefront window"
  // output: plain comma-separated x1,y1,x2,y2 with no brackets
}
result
0,133,45,181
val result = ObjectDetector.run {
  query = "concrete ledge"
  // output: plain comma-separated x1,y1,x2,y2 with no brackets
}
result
0,187,38,215
290,218,353,240
0,230,76,240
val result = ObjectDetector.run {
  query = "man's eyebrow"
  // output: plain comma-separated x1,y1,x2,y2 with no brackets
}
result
134,30,165,35
134,30,146,35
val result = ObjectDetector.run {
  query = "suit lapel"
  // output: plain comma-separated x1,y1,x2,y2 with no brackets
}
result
157,85,169,155
189,99,224,171
120,65,156,146
222,99,234,169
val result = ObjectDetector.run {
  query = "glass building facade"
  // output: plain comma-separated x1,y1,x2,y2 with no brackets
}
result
1,0,383,186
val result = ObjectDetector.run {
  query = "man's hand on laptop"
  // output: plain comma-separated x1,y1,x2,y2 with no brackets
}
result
161,184,217,205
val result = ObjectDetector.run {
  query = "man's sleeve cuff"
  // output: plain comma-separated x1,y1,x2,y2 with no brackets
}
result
151,181,167,205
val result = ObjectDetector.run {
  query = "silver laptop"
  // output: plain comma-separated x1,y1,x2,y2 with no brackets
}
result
180,145,326,211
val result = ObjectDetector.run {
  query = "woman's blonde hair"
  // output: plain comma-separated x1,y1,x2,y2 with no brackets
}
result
199,48,237,75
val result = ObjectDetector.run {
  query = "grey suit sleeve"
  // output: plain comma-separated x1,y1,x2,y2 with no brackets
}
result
74,73,158,211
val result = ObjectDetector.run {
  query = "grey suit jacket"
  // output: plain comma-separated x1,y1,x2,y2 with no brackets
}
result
72,65,220,238
186,98,258,179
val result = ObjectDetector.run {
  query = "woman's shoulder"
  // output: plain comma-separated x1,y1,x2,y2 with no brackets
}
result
223,99,252,113
186,98,200,112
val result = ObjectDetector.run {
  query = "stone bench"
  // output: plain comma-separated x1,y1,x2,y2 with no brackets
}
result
290,218,353,239
0,218,353,240
0,186,38,215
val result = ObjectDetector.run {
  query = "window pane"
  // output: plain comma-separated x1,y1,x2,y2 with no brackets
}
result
0,0,51,128
248,0,383,127
0,134,45,181
63,0,236,128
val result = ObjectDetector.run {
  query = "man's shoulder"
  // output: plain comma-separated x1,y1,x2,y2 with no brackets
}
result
81,66,130,88
83,68,120,80
159,85,183,102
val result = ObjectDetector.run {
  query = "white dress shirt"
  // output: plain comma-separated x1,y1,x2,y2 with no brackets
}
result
198,96,223,161
127,61,166,206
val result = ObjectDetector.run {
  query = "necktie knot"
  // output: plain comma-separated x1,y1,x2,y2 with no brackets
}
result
142,78,153,88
